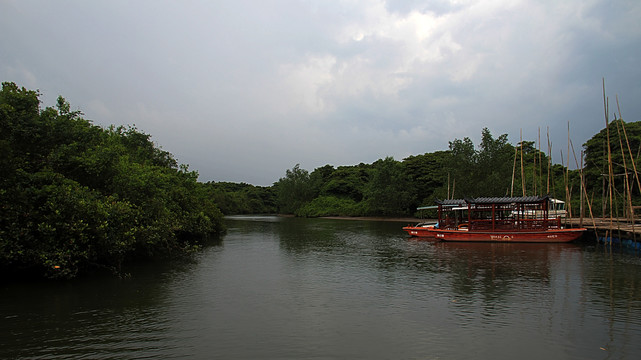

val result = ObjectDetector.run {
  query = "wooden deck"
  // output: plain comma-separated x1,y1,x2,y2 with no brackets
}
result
567,217,641,241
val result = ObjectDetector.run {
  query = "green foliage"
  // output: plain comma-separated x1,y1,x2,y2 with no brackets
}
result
296,196,362,217
274,164,315,214
255,121,641,220
365,157,416,216
318,164,369,201
583,119,641,216
207,182,276,215
476,129,515,196
0,82,225,279
446,128,517,197
403,151,448,205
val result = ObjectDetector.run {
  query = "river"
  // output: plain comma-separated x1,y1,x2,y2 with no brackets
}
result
2,216,641,359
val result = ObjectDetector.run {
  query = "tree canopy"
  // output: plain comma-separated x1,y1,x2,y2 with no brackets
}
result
266,125,640,219
583,118,641,216
0,82,225,279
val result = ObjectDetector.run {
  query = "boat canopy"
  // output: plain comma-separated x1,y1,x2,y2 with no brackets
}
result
420,195,554,211
416,205,439,210
434,199,467,207
435,195,550,206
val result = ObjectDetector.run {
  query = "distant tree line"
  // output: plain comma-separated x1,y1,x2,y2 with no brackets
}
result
228,124,641,220
1,82,225,279
268,128,569,218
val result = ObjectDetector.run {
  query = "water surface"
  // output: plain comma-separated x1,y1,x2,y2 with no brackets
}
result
2,216,641,359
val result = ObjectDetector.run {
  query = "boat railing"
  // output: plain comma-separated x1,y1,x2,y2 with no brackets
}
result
439,217,562,231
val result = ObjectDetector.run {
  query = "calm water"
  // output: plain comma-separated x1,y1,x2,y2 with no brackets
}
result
2,216,641,359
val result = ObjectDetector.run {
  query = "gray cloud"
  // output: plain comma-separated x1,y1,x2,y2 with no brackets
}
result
2,0,640,185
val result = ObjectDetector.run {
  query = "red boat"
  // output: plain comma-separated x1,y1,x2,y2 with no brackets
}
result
403,196,586,243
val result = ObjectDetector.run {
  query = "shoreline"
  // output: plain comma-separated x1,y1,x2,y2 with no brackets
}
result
264,214,434,223
319,216,428,223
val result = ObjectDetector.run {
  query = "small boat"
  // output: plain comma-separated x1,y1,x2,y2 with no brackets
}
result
403,195,586,243
402,221,438,237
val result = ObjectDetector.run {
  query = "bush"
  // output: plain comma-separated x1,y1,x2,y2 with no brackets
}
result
296,196,361,217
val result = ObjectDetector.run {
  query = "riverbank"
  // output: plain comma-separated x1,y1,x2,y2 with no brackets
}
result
320,216,426,223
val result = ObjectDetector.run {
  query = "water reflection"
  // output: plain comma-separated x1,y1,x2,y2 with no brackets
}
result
437,242,577,290
584,244,641,314
2,217,641,359
0,256,208,359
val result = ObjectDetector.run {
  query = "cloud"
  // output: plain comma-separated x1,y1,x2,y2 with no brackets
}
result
1,0,640,185
278,54,337,115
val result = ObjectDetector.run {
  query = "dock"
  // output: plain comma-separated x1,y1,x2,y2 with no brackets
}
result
567,217,641,249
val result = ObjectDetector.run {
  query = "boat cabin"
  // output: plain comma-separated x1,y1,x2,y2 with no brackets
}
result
436,196,563,232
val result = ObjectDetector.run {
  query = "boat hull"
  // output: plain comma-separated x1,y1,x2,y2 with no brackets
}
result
404,226,586,243
402,226,437,238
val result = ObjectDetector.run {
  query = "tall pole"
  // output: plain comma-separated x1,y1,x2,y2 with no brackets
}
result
580,150,584,227
616,119,634,231
617,96,641,195
521,129,525,197
511,146,517,197
547,127,551,195
566,122,572,219
617,97,639,243
603,79,614,242
538,128,543,196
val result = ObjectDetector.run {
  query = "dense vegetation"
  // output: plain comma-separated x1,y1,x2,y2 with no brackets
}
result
2,82,640,279
206,181,276,215
0,82,225,279
265,129,560,217
583,119,641,217
267,123,641,219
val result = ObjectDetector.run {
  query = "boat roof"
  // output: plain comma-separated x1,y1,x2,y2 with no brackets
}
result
434,199,468,206
435,195,549,206
470,195,549,204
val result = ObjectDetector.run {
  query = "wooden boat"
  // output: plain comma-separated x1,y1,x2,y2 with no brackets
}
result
403,196,586,243
402,221,438,238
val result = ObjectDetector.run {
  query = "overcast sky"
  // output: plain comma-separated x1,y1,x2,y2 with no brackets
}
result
2,0,640,185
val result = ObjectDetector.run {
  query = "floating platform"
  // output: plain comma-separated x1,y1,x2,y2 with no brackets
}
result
567,217,641,250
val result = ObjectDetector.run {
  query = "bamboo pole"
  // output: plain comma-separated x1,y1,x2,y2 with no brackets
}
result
566,122,572,219
616,97,638,243
581,150,584,227
561,148,571,219
539,128,543,196
530,130,536,196
617,96,641,195
567,133,598,236
568,139,596,233
570,138,584,225
521,129,526,197
547,127,552,195
603,79,614,244
511,146,517,197
602,138,606,217
615,120,633,225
